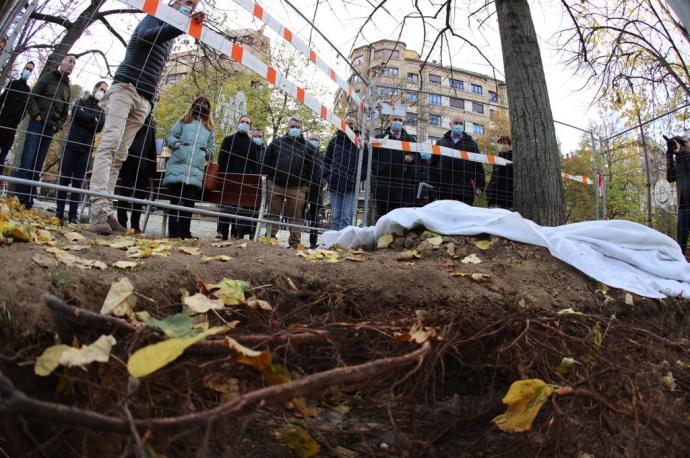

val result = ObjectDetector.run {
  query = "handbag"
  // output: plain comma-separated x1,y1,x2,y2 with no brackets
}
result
204,162,219,192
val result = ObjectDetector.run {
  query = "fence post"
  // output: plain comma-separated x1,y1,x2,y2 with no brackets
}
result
589,131,600,220
362,83,376,226
636,111,653,227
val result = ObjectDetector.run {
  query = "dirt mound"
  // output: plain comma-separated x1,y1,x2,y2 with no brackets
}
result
1,221,689,457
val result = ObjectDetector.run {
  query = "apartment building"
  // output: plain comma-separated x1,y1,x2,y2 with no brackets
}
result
335,39,509,143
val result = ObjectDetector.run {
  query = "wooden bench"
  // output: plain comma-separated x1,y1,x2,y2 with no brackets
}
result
141,172,268,239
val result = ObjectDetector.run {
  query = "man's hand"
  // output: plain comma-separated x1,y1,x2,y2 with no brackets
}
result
191,11,205,22
404,154,413,163
475,188,484,196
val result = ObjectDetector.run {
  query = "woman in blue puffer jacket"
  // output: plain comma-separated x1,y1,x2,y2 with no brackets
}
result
163,96,215,238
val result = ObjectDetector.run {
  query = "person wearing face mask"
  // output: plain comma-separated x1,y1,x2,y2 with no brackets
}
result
666,135,690,259
372,115,417,219
163,96,215,239
262,117,318,247
54,81,108,224
216,114,261,240
486,135,513,210
305,133,325,248
252,128,266,161
89,0,205,235
431,115,485,206
13,54,75,209
0,61,35,179
323,117,367,230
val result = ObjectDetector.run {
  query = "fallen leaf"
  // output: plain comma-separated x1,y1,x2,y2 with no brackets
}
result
350,248,367,254
211,240,234,248
585,322,603,348
226,337,290,385
178,246,201,256
295,243,305,250
63,244,89,251
199,278,251,305
286,277,299,291
461,254,482,264
344,255,366,262
297,249,340,263
126,247,153,258
63,231,86,242
474,239,493,250
34,229,56,246
288,397,319,418
278,424,320,458
35,335,116,376
32,252,58,268
100,278,137,317
376,233,394,249
395,321,437,343
624,293,634,305
50,248,107,270
557,308,583,316
106,237,137,249
553,357,576,375
137,311,200,338
258,236,279,246
492,379,555,432
0,221,33,242
183,293,225,313
440,259,457,272
113,260,139,270
203,372,241,403
201,255,232,262
450,272,492,282
662,371,676,391
247,296,273,311
427,235,443,247
446,242,456,258
236,242,247,248
397,249,421,261
676,360,690,370
127,327,226,378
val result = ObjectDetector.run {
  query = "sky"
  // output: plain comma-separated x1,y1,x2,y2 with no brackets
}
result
30,0,602,153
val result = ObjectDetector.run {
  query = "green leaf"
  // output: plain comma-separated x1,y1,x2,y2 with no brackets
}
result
278,425,320,458
138,312,200,338
585,322,603,347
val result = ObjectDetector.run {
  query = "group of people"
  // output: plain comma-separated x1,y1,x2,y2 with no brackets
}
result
0,0,515,247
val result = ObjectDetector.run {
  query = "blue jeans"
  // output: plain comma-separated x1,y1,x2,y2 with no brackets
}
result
330,190,356,230
55,146,90,222
14,120,55,208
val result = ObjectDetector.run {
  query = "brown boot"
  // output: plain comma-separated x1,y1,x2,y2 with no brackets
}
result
90,212,112,235
107,215,126,234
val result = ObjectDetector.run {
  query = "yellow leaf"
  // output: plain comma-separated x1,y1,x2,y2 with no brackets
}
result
226,337,290,385
50,248,107,270
258,236,279,246
63,231,86,243
395,321,437,343
450,272,492,282
474,239,493,250
34,344,71,376
100,278,137,317
35,335,116,376
201,255,233,262
127,327,226,378
376,233,394,249
427,235,443,247
1,221,33,242
461,254,482,264
126,247,153,258
199,278,250,305
297,249,341,263
553,357,576,375
107,237,137,249
34,229,56,246
178,246,201,256
493,379,555,432
183,293,225,313
278,425,320,458
397,250,421,261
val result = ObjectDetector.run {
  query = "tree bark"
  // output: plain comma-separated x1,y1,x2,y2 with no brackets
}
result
495,0,566,226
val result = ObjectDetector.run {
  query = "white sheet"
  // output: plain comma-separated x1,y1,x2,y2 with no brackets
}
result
321,200,690,299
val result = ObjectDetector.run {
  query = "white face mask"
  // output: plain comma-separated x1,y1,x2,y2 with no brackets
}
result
94,90,105,101
497,144,510,153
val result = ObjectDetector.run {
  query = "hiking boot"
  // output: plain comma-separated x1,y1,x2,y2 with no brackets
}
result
90,213,112,235
107,215,126,234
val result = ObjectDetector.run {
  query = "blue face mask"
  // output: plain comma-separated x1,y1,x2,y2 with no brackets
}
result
238,122,250,134
21,70,31,80
452,124,464,134
288,127,301,138
178,5,192,15
252,137,263,146
309,140,320,149
420,151,431,161
391,120,403,131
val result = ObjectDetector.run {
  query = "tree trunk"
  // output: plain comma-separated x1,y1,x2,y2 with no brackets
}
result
495,0,565,226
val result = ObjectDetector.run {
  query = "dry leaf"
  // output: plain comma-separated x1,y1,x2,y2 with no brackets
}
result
451,272,492,282
35,229,56,246
226,337,290,385
35,335,116,376
344,255,366,262
183,293,225,313
178,246,201,256
63,244,88,251
446,242,456,258
493,379,555,432
376,233,394,249
286,277,299,291
100,278,137,317
198,278,250,305
395,321,437,343
474,239,493,250
258,236,279,246
107,238,137,249
201,255,233,262
211,240,234,248
557,308,583,316
553,357,576,375
624,293,634,305
461,254,482,264
427,235,443,247
32,252,58,268
113,260,139,270
247,296,273,311
297,249,340,263
397,249,421,261
203,373,241,403
278,424,320,458
236,242,247,248
49,248,107,270
64,231,86,242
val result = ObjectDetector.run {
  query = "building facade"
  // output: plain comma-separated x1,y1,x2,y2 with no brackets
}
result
335,39,509,143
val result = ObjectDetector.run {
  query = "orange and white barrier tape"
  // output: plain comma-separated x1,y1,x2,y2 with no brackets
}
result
230,0,365,112
118,0,359,144
562,173,593,185
371,138,511,166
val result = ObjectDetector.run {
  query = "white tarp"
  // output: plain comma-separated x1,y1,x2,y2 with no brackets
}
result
321,200,690,299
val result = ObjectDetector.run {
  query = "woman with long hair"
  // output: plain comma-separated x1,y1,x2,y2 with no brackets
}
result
162,96,215,238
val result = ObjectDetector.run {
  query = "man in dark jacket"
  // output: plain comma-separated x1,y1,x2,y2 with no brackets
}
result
55,81,107,223
486,135,513,209
372,115,417,219
324,117,366,229
262,117,318,247
89,0,204,235
431,115,486,206
216,114,261,239
666,135,690,257
0,61,35,177
305,132,324,247
14,55,75,209
116,114,157,232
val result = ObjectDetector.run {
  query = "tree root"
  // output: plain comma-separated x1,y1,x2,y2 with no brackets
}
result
0,342,430,434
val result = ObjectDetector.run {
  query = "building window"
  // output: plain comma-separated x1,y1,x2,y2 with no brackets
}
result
373,48,400,60
473,102,484,114
450,78,464,90
472,123,484,135
351,74,361,84
428,136,441,144
450,97,464,109
471,83,483,95
380,67,399,77
489,90,498,102
407,72,418,83
377,86,399,98
429,114,442,126
352,55,363,66
405,92,418,104
428,94,442,105
406,112,417,125
489,109,496,121
429,74,442,85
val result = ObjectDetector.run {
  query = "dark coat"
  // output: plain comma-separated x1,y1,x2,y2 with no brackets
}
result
120,115,157,184
65,95,105,154
372,128,417,203
218,131,260,174
262,134,318,188
113,15,183,102
324,130,366,194
25,70,71,131
667,146,690,207
306,143,325,206
432,130,486,203
0,78,31,146
486,150,513,209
